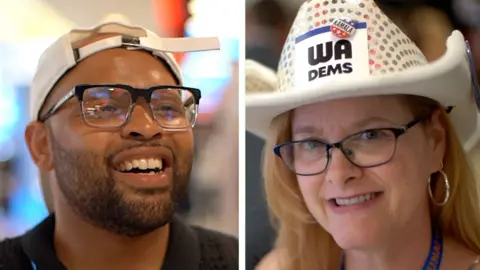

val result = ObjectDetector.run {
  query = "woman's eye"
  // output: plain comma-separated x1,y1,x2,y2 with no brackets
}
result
299,140,322,150
361,130,382,140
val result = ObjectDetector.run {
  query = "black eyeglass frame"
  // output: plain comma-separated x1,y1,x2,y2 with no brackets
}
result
38,84,202,130
273,115,430,176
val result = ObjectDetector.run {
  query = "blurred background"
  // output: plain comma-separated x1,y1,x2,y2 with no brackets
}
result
245,0,480,268
0,0,239,238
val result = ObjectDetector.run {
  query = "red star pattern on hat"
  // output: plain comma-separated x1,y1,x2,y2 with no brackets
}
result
330,25,350,38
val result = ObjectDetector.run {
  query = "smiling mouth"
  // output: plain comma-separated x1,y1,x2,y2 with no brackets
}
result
116,158,166,174
331,192,383,206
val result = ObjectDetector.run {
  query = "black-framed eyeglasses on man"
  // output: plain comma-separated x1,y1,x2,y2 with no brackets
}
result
273,116,427,176
39,84,202,130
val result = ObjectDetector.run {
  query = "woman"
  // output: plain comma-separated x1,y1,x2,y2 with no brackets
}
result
245,0,480,269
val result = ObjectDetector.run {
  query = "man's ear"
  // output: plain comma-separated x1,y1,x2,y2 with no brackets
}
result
25,122,53,171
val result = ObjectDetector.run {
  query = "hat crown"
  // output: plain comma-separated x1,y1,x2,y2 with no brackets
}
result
275,0,428,93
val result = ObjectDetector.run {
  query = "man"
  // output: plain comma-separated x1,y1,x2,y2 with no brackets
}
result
0,16,238,270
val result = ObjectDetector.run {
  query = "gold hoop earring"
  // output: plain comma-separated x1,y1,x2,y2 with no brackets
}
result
428,167,450,206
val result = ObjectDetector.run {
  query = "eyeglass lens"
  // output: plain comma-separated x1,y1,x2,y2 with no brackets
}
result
280,129,397,175
81,86,195,128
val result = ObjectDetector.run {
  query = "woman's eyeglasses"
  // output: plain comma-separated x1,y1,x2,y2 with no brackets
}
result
274,116,427,176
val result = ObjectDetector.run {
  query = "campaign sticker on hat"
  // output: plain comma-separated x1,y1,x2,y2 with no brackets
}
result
293,22,369,88
330,17,357,39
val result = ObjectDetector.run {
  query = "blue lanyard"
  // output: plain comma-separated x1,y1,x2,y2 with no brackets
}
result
339,228,443,270
422,227,443,270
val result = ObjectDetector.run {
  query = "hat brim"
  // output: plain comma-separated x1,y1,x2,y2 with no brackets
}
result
246,31,480,151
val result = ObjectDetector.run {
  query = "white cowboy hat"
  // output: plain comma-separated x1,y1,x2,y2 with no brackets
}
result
246,0,480,151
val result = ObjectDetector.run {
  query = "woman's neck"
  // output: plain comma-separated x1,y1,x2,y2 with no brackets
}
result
344,217,434,270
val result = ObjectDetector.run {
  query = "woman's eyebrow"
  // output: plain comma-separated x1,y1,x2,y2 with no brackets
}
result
352,117,398,130
292,117,397,137
292,126,323,137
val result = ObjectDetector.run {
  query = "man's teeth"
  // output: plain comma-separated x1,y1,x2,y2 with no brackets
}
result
335,193,376,206
119,158,163,172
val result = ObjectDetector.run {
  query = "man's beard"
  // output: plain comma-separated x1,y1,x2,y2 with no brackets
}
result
50,137,191,237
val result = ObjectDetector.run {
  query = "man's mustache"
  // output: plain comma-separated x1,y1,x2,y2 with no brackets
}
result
106,142,175,167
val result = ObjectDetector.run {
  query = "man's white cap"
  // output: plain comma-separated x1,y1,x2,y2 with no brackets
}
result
29,14,220,121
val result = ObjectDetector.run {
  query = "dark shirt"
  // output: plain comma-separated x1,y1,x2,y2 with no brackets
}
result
0,214,238,270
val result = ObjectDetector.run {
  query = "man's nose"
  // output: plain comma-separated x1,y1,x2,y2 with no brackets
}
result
121,101,163,140
324,147,362,186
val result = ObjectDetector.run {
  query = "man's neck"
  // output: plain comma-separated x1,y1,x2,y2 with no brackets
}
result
344,214,433,270
53,205,170,270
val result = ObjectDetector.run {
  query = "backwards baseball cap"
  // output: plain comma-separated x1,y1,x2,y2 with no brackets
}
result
29,14,220,121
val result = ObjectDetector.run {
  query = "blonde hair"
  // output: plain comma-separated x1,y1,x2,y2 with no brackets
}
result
262,95,480,270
